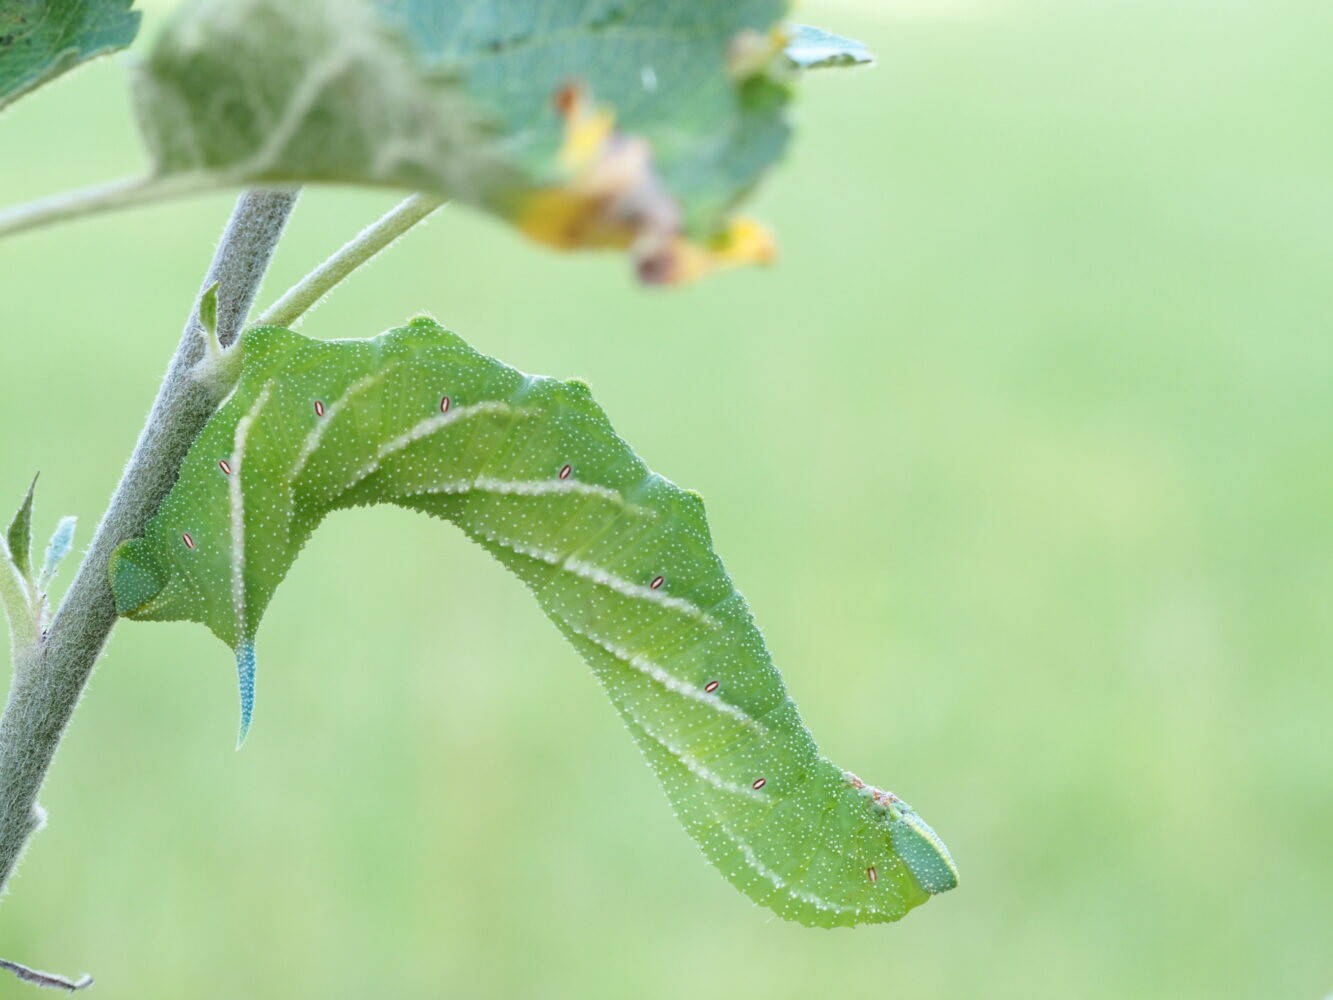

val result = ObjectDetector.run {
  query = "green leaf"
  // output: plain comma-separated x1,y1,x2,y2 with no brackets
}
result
5,473,36,581
132,0,825,281
784,24,874,69
0,0,141,111
198,281,219,340
110,319,956,926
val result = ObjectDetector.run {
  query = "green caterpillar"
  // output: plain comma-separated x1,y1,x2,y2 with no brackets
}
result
110,319,957,926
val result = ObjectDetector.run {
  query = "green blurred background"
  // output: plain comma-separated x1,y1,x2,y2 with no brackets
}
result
1,1,1329,997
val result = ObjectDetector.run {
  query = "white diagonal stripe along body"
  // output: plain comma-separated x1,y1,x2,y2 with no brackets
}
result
229,382,274,636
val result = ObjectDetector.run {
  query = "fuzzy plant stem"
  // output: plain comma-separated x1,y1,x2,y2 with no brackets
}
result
0,956,91,991
0,187,299,902
257,192,443,328
0,174,221,242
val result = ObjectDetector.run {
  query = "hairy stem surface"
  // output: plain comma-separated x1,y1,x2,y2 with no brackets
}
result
0,175,221,242
0,188,298,897
257,193,443,327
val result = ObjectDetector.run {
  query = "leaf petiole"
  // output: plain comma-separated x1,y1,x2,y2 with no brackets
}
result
256,193,445,328
0,174,221,242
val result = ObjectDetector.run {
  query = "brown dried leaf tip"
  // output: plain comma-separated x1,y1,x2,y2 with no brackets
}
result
515,82,776,285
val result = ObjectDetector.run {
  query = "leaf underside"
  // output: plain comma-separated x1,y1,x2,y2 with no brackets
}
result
0,0,140,110
132,0,864,279
785,24,875,69
110,320,956,927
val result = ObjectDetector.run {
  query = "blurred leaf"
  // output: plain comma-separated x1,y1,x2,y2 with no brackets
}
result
4,473,36,581
38,515,76,591
784,24,874,69
133,0,833,281
0,0,140,110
